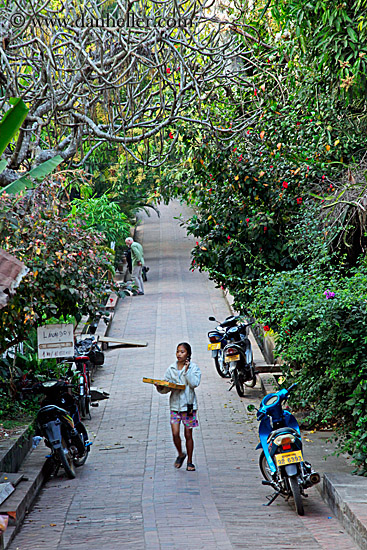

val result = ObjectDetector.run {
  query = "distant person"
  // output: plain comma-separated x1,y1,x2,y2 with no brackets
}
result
125,237,144,295
155,342,201,471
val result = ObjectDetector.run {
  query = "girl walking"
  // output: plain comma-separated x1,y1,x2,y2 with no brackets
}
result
156,343,201,471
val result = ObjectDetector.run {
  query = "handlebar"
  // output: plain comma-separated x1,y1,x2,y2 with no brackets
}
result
287,383,298,393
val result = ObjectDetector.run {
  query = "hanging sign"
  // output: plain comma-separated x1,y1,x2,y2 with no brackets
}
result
37,323,74,359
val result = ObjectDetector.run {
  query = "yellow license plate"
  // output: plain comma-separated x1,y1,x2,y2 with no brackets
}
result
225,354,240,363
208,343,221,350
275,450,303,467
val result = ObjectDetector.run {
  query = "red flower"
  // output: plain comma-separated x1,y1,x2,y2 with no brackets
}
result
296,122,301,126
322,175,326,180
169,132,174,139
196,241,199,246
233,147,237,152
264,226,267,232
296,197,303,205
166,67,171,74
270,165,273,168
238,155,243,162
254,89,257,96
263,325,270,332
246,130,250,135
209,188,212,194
227,235,230,241
245,218,250,224
282,181,288,189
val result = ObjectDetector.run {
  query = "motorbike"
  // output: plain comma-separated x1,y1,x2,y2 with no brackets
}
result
207,315,240,378
222,319,256,397
248,384,320,515
30,378,92,479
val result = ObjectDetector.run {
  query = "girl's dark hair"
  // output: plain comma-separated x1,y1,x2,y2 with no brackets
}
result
177,342,191,360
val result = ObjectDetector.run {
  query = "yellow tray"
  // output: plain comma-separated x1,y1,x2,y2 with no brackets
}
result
142,377,185,390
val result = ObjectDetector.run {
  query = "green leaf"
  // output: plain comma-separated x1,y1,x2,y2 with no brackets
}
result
0,159,7,174
2,155,63,195
0,98,29,157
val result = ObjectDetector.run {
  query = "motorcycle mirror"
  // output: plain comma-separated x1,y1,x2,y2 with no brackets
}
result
247,404,256,412
208,316,216,321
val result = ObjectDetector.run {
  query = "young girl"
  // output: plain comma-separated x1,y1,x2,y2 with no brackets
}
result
156,343,201,471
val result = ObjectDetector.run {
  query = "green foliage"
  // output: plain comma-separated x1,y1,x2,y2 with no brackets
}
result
250,258,367,472
70,193,130,243
0,98,28,157
0,180,117,354
271,0,367,98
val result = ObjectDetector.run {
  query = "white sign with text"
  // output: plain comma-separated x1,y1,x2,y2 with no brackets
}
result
37,323,74,359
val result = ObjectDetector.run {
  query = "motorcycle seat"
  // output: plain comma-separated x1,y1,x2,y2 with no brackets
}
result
267,427,299,442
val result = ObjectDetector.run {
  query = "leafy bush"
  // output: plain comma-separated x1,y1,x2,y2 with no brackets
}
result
0,180,117,354
251,258,367,473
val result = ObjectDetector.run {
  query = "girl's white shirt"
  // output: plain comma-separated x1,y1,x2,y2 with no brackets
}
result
156,361,201,412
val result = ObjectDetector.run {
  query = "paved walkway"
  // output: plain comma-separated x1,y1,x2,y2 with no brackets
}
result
9,202,358,550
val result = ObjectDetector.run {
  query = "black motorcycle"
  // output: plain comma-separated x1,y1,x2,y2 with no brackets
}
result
223,319,256,397
30,378,91,479
207,315,240,378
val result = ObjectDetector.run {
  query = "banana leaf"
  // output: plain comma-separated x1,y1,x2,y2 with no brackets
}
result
2,155,63,195
0,98,29,157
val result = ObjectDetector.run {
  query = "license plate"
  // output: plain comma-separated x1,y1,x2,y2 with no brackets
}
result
208,343,221,350
225,354,240,363
275,450,303,467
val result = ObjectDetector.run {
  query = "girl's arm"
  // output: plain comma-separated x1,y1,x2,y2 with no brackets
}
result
155,366,173,394
182,363,201,389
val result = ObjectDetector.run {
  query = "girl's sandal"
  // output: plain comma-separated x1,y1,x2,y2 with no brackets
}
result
186,463,196,471
174,453,186,468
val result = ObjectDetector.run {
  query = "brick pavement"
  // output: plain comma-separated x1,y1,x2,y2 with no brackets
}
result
9,201,359,550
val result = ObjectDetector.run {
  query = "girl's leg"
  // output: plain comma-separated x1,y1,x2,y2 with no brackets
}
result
184,426,194,464
171,422,185,458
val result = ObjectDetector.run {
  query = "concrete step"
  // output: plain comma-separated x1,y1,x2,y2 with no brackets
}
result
0,444,52,549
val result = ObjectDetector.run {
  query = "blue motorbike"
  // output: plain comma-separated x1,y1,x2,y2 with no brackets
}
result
207,315,239,378
248,384,320,515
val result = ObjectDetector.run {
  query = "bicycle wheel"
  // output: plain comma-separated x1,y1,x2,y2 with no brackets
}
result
74,424,90,467
79,395,87,418
57,437,76,479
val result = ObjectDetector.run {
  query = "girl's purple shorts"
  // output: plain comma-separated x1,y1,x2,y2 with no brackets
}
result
170,410,199,428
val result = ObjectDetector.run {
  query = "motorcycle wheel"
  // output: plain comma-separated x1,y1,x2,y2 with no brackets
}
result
259,451,273,482
57,437,76,479
214,350,230,378
74,424,90,467
244,364,257,388
233,370,245,397
289,475,304,516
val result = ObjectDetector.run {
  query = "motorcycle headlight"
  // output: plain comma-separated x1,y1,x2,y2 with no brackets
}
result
274,434,295,446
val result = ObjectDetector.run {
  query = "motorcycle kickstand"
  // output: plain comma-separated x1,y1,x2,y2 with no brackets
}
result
264,491,283,506
228,382,235,391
